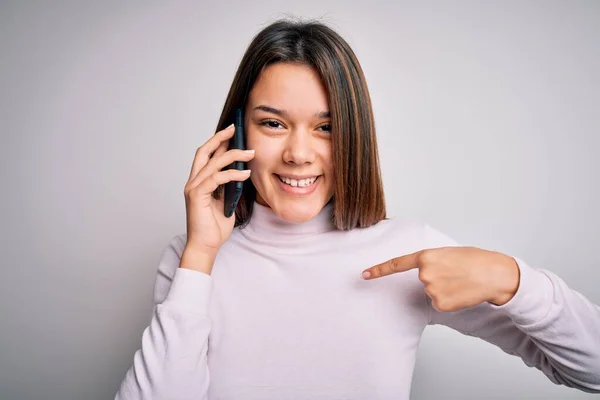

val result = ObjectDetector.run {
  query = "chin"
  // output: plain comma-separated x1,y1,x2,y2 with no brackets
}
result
272,198,324,223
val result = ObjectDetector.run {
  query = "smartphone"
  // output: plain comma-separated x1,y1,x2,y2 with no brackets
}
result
223,108,246,217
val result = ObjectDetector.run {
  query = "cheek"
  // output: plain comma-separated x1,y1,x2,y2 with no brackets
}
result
246,136,281,173
319,143,334,173
319,143,335,191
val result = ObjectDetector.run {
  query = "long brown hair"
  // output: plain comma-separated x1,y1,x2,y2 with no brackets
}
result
212,18,387,231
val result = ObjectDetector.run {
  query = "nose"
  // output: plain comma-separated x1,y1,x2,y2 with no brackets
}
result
282,129,316,165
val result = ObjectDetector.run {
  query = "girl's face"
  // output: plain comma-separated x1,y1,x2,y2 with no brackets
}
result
245,62,335,223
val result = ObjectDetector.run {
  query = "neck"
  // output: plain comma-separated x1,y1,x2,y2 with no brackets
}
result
244,201,335,237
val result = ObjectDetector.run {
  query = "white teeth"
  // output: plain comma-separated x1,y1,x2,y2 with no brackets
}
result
278,175,318,187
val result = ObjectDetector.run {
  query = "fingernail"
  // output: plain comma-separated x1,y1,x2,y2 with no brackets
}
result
242,169,251,174
227,123,234,129
244,149,255,154
361,271,371,279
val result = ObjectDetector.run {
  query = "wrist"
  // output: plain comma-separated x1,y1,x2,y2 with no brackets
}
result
179,246,217,275
489,254,520,306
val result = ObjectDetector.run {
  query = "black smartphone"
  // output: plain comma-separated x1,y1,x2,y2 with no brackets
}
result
223,108,246,217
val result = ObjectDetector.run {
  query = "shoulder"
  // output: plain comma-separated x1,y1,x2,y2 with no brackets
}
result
357,214,423,237
155,233,188,277
420,222,461,248
151,233,189,304
357,216,460,248
166,233,188,258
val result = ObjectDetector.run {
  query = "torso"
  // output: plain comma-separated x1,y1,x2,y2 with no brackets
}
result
205,217,431,400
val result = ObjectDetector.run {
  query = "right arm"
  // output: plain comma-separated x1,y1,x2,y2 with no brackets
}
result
115,122,255,399
115,236,215,400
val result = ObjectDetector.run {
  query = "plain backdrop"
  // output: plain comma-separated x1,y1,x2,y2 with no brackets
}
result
1,1,599,399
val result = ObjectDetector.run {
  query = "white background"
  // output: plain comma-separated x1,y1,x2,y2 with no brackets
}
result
1,1,598,399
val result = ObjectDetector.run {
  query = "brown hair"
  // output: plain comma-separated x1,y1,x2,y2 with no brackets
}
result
212,17,387,230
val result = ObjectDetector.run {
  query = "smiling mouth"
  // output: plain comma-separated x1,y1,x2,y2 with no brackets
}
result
276,174,320,188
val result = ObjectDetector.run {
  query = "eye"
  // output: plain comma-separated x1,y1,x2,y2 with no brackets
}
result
259,119,284,129
258,119,332,133
318,124,332,133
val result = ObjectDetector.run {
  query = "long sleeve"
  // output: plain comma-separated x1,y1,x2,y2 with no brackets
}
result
424,224,600,394
115,235,213,400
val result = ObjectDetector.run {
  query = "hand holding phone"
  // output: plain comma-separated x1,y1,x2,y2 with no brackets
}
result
181,111,253,269
223,108,247,217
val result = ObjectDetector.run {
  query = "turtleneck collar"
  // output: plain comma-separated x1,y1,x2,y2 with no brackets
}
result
243,200,335,237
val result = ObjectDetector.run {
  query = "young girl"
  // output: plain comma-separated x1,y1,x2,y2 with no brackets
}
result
115,19,600,399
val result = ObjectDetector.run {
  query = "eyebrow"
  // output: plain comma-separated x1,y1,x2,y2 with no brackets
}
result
253,105,330,119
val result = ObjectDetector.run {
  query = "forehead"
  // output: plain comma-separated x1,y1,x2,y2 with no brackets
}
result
248,63,329,115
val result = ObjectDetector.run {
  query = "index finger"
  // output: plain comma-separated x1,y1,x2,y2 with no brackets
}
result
361,251,421,280
188,123,235,180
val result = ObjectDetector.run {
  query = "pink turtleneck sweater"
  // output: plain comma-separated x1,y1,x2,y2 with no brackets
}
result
115,202,600,399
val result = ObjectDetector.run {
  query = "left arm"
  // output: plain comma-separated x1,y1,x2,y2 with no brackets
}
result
362,224,600,393
429,256,600,394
